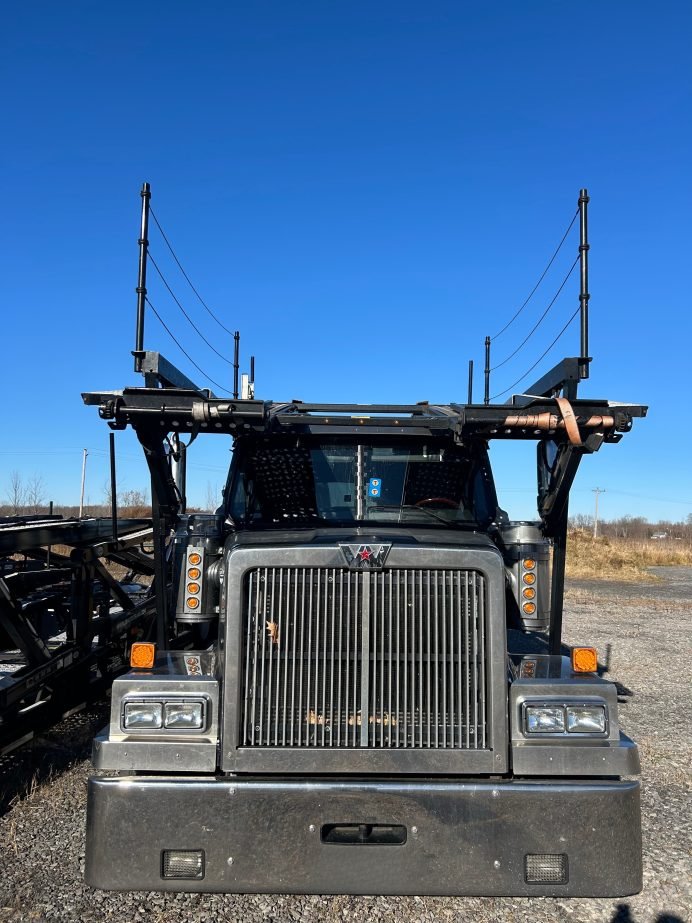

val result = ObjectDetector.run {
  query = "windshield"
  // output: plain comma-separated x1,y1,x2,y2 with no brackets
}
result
227,439,497,529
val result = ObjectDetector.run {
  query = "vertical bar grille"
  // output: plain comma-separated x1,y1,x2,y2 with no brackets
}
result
241,567,487,749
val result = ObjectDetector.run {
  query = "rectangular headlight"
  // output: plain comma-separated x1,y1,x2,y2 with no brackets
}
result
164,701,204,729
566,705,606,733
123,701,162,729
525,705,565,734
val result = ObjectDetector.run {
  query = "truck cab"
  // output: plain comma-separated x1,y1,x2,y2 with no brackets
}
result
83,388,645,896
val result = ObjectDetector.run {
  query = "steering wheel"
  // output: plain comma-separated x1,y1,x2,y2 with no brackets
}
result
414,497,458,509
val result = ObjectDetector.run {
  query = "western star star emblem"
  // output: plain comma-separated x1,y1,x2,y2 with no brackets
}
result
339,543,391,570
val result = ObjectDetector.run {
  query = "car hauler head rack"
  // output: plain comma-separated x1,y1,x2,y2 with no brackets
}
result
84,369,645,652
81,185,646,897
0,515,156,754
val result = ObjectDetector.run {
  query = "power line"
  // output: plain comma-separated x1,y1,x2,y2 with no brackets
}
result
491,208,579,340
490,303,581,400
605,489,692,507
149,206,235,336
145,296,229,394
148,251,233,365
490,256,579,373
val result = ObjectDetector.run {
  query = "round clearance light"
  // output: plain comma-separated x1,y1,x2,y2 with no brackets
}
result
188,567,201,580
188,552,202,566
130,642,156,669
523,558,536,570
571,647,598,673
187,582,201,595
186,597,200,609
523,572,536,586
522,587,536,600
522,601,537,615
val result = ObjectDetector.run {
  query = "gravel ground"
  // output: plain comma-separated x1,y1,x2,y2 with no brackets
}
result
1,571,690,923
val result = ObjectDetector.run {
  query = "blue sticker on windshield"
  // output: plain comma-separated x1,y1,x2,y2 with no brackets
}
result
368,478,382,498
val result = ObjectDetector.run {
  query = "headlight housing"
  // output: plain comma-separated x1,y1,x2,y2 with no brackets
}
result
164,701,204,729
525,705,565,734
566,705,607,734
522,701,607,737
122,697,207,733
123,701,163,729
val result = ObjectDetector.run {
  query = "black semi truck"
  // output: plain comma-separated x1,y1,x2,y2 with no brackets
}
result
81,187,646,896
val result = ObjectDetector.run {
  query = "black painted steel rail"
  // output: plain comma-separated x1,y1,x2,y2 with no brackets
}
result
0,516,157,754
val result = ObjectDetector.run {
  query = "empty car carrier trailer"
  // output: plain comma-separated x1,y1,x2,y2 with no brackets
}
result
82,185,646,896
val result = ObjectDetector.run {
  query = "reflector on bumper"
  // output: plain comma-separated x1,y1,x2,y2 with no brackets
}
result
161,850,205,880
525,853,568,884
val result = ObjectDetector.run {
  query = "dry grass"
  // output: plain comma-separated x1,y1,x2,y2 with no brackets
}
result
565,530,692,580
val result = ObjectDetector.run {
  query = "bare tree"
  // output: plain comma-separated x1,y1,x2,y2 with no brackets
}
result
7,470,25,514
25,474,45,514
103,479,117,510
569,513,593,532
120,489,150,518
205,481,221,511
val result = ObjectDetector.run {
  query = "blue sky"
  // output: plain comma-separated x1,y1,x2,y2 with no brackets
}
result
1,2,690,522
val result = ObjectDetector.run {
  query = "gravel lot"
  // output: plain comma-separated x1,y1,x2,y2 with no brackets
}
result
1,571,690,923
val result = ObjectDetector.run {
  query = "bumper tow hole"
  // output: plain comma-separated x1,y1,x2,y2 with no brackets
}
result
321,824,407,845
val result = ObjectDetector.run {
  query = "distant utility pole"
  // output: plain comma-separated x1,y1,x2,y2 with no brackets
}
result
79,448,89,518
592,487,605,539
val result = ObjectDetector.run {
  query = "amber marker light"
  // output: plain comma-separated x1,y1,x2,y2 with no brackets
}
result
522,602,536,615
188,552,202,566
523,558,536,570
186,597,200,609
572,647,598,673
522,572,536,585
522,587,536,600
187,567,201,580
187,582,201,594
130,642,156,669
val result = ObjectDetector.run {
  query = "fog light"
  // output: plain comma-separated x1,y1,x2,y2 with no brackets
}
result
164,701,204,729
161,849,205,880
567,705,606,733
525,705,565,733
525,853,568,884
123,701,162,729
